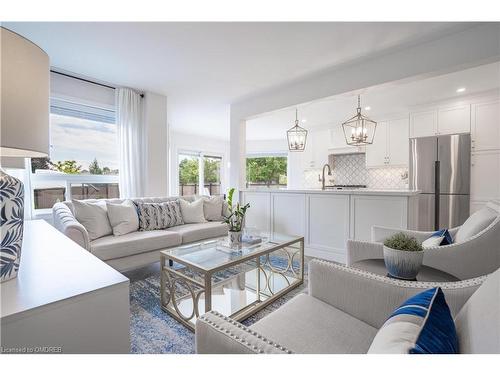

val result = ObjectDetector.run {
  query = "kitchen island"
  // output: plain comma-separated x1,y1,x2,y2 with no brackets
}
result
240,188,420,263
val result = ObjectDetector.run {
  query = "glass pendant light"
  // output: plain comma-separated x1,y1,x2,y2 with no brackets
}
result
342,95,377,146
287,108,308,151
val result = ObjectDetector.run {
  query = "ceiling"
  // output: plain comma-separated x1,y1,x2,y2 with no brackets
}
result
3,22,478,139
246,62,500,140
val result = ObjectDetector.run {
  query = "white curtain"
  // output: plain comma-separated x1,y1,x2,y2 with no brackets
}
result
116,88,146,198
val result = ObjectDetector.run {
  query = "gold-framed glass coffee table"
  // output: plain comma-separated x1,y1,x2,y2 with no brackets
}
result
160,235,304,331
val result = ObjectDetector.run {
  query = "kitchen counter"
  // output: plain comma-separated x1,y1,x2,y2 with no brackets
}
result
241,188,420,196
241,188,419,263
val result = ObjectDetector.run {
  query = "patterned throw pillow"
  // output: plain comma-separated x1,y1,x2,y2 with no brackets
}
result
134,201,184,231
368,287,458,354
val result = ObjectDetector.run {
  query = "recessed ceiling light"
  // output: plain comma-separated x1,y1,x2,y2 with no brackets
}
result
364,106,371,111
456,87,466,93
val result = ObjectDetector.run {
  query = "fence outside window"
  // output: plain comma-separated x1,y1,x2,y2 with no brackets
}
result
30,172,120,211
178,183,221,197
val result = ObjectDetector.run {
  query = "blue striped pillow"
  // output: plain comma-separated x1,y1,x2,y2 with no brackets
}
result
368,287,458,354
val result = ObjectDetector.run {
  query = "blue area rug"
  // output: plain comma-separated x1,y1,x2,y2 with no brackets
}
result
129,260,308,354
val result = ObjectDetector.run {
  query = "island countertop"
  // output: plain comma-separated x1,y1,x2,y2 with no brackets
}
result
240,188,420,196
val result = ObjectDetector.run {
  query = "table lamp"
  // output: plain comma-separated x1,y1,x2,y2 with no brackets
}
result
1,27,49,282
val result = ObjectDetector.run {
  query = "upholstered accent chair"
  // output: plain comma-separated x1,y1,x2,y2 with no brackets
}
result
195,259,499,354
347,200,500,281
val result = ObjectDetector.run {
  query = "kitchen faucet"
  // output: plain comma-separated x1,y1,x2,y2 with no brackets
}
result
321,163,332,190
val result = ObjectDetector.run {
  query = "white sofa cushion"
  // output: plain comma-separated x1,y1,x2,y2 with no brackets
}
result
90,230,182,260
166,222,228,244
454,206,497,243
106,199,139,236
72,199,112,241
203,196,224,221
180,198,207,224
454,267,500,354
250,293,378,354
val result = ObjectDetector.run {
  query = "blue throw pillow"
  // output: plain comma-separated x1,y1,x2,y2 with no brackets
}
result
434,229,453,245
422,229,453,248
368,287,458,354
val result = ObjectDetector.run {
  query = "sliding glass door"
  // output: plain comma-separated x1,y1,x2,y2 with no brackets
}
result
178,152,223,196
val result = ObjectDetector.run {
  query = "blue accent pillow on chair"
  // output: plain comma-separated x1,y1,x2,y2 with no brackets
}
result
368,287,458,354
422,229,453,248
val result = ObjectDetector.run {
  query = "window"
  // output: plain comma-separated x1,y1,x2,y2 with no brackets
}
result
178,152,223,196
46,98,118,175
204,155,222,196
30,99,120,212
178,153,200,196
246,155,287,188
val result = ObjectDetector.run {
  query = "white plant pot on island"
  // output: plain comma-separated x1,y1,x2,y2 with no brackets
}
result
240,188,420,263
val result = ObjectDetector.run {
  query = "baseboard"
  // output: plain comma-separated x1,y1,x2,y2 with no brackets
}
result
305,246,346,264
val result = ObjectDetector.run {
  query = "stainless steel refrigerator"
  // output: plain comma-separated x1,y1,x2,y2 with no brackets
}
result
409,134,471,231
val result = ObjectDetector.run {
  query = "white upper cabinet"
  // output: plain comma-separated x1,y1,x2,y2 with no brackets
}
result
471,99,500,151
438,105,471,135
410,110,437,138
410,105,471,138
365,121,388,167
366,117,409,167
388,118,410,166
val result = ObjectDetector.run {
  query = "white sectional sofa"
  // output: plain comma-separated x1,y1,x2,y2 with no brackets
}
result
53,196,228,272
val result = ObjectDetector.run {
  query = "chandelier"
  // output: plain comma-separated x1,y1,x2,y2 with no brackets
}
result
287,108,308,151
342,95,377,146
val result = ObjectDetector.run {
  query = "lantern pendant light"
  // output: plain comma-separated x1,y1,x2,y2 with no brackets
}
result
342,95,377,146
287,108,308,151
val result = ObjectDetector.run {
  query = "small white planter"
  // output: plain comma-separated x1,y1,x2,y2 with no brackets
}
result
228,231,242,245
383,246,424,280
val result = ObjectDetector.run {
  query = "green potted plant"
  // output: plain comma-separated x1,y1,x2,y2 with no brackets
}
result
383,232,424,280
222,188,250,245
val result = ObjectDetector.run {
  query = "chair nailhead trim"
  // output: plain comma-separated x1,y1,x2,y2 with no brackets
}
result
200,312,292,354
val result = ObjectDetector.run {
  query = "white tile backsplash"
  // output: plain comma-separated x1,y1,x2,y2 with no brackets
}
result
322,153,409,189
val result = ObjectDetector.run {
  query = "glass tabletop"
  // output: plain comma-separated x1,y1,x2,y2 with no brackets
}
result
162,234,302,272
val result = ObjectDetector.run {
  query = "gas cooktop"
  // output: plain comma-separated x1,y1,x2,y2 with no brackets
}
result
326,184,367,190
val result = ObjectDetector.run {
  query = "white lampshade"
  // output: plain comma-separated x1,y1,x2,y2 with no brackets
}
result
1,27,49,159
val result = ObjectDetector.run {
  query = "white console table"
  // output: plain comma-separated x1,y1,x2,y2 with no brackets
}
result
1,220,130,353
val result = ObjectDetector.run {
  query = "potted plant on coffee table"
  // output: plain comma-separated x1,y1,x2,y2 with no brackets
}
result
223,188,250,246
383,232,424,280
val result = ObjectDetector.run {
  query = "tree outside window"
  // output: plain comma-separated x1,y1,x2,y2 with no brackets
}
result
246,156,287,188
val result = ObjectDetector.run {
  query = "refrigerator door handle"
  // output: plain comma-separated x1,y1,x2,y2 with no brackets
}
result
434,160,440,231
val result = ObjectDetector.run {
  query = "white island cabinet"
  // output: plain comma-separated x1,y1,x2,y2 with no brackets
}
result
241,189,419,263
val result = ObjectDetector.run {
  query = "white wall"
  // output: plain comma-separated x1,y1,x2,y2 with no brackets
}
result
246,139,287,155
230,24,500,189
143,92,169,197
169,131,230,196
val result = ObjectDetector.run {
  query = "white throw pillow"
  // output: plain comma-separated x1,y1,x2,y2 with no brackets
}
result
179,198,207,224
454,206,497,243
106,200,139,236
422,235,444,249
72,200,112,241
203,196,224,221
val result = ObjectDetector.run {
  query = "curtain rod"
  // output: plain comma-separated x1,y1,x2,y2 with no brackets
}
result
50,70,144,98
